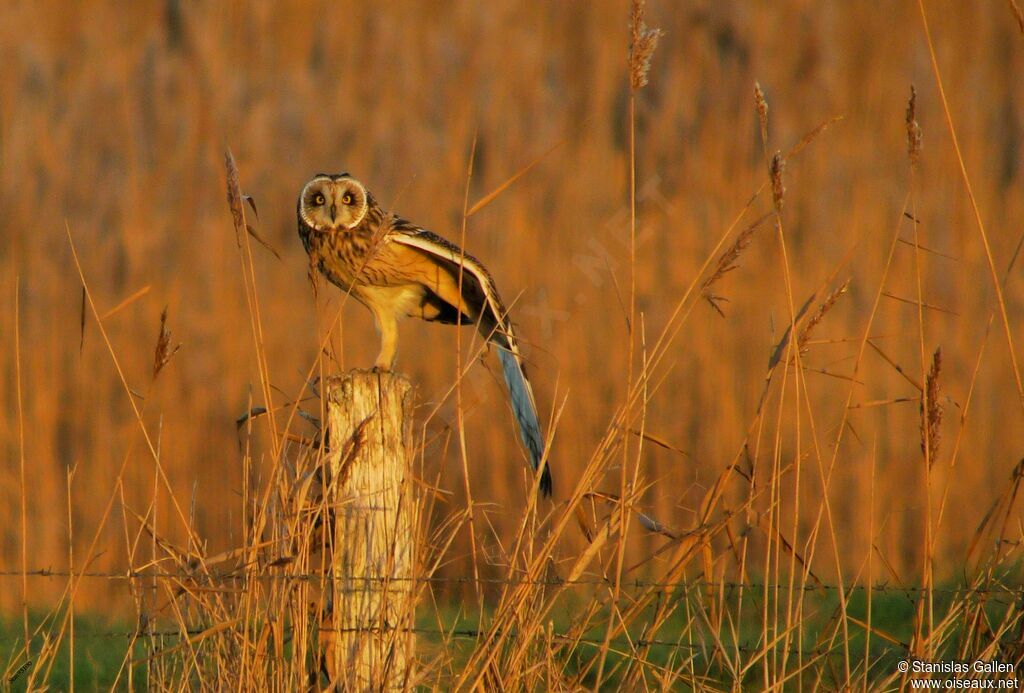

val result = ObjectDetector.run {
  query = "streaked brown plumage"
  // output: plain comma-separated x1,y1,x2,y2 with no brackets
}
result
297,173,552,495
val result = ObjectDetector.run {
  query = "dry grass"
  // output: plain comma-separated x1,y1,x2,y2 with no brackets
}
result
2,0,1024,688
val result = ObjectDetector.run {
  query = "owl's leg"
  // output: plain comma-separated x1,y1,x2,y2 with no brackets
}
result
373,311,399,371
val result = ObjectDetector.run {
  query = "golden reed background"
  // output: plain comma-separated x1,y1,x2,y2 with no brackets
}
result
1,0,1022,610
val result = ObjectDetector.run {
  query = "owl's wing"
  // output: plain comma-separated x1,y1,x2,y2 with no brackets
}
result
390,228,552,496
390,228,507,341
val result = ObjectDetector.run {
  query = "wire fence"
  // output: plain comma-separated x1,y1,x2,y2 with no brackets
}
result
54,625,850,660
2,568,1020,598
5,627,858,665
4,566,1018,660
5,618,908,661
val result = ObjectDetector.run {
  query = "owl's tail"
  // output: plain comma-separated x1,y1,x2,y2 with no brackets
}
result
497,347,552,497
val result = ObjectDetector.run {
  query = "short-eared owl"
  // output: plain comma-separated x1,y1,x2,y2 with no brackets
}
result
297,173,551,496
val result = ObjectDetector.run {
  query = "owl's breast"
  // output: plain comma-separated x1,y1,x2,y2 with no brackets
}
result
303,227,374,291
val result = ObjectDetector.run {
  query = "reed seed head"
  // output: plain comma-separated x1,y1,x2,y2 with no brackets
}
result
702,212,771,317
629,0,663,90
770,152,786,212
906,85,922,168
754,82,769,147
153,307,182,379
921,347,943,464
798,280,850,353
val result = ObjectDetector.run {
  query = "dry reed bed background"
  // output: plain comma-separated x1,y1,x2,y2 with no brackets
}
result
2,0,1024,688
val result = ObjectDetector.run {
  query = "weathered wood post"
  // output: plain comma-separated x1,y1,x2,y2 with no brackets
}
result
321,370,416,690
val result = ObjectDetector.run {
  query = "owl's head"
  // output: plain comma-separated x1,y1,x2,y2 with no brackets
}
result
298,173,370,231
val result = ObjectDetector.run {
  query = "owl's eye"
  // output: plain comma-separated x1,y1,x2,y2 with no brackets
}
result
342,193,354,205
313,193,326,206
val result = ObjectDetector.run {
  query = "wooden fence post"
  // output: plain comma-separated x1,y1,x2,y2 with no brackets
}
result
321,370,416,690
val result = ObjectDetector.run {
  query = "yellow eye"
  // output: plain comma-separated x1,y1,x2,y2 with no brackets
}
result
313,193,326,206
342,193,354,205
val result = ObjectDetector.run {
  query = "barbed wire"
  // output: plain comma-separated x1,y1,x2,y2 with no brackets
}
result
2,568,1021,599
14,623,902,661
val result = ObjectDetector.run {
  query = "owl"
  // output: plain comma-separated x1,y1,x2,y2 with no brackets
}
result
297,173,552,496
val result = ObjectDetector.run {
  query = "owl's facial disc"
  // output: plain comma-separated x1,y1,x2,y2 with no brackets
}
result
299,175,369,231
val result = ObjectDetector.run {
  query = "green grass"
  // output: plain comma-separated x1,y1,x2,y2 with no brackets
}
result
0,614,145,691
414,585,1017,688
1,586,1013,689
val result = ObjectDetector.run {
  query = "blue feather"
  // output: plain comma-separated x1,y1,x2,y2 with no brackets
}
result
498,347,552,496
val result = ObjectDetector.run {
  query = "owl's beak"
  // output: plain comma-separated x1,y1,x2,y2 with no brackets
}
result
329,203,337,222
